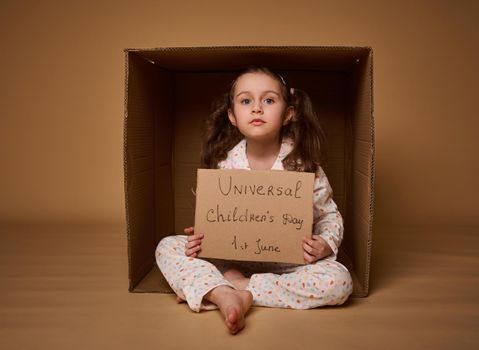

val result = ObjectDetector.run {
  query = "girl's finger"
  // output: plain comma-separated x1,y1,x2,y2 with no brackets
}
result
302,237,315,247
310,238,330,257
303,238,321,255
303,243,316,256
307,236,326,251
184,227,194,234
187,233,204,242
185,239,202,249
303,250,316,263
187,246,201,257
303,242,315,255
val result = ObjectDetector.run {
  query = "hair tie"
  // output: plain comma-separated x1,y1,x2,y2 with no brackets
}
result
290,87,295,96
276,73,287,85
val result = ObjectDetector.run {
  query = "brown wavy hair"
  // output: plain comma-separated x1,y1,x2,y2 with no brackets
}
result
200,66,327,173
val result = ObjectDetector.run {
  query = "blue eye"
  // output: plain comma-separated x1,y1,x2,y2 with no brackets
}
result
264,98,274,104
240,99,251,105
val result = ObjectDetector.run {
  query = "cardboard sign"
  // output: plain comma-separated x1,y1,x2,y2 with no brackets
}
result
194,169,314,264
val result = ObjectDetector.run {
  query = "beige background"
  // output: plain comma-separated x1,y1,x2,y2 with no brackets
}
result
1,0,478,228
1,1,478,348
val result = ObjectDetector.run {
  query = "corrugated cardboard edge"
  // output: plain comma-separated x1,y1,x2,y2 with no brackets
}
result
123,45,369,52
123,46,371,72
124,49,155,292
123,49,134,292
364,47,375,297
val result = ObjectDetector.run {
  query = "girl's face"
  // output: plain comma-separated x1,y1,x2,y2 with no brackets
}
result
228,72,293,143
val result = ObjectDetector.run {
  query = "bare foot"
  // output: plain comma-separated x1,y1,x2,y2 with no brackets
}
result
175,295,186,303
224,268,251,290
205,285,253,335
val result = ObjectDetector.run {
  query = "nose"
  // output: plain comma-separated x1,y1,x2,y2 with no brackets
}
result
252,101,263,114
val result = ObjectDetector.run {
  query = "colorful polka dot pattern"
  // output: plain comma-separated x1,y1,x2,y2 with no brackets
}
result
156,235,237,312
156,235,353,312
312,166,344,261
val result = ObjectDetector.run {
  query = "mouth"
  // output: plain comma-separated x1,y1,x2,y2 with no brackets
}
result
250,118,266,125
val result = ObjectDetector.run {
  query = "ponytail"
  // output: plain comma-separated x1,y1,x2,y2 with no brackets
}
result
200,92,243,168
282,88,327,173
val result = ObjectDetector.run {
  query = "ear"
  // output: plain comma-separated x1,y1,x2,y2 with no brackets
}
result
228,108,237,126
283,106,295,125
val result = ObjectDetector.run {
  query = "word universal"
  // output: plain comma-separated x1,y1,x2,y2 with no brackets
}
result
217,176,304,198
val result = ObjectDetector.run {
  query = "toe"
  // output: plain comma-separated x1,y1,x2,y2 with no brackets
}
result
227,306,238,324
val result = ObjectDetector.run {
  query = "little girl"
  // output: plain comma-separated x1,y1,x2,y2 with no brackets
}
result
156,67,353,335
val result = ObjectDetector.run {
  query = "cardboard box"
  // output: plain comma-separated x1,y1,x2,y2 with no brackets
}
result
123,46,375,297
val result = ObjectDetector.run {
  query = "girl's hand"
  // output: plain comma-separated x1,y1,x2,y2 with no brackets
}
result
184,226,204,258
302,235,333,263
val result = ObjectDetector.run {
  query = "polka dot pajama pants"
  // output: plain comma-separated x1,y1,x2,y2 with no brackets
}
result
156,235,353,313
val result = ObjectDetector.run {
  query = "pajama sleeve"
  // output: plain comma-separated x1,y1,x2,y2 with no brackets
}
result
312,166,344,261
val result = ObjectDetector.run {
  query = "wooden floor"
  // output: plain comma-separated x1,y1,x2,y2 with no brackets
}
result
0,223,478,350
